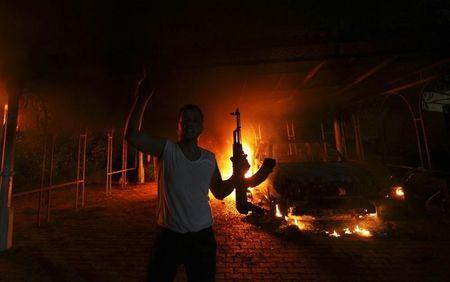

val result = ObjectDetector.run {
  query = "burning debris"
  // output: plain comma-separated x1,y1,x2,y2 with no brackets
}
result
389,186,406,200
275,203,283,218
273,204,378,239
330,230,340,237
209,100,448,243
354,225,372,237
211,108,393,239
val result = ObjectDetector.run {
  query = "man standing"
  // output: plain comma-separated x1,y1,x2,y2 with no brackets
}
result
125,72,250,281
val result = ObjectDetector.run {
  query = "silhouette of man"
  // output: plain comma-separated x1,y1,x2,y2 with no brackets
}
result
125,71,249,281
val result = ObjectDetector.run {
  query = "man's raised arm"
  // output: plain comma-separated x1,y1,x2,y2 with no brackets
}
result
124,73,166,157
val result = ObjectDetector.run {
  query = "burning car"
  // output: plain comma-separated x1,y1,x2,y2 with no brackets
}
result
248,140,389,220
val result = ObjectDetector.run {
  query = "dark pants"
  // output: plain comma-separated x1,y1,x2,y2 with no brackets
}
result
147,226,217,282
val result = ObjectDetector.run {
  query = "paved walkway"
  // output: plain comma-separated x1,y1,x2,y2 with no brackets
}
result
1,183,450,281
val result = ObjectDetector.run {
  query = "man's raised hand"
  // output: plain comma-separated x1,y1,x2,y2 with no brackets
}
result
125,66,166,157
136,67,156,98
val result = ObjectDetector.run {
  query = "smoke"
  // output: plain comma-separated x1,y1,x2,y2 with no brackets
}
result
133,67,327,174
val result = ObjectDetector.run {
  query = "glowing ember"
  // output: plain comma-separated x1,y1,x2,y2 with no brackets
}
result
284,210,315,231
275,204,283,217
393,186,405,200
274,205,377,238
330,230,340,237
354,225,372,237
395,187,404,196
291,217,309,230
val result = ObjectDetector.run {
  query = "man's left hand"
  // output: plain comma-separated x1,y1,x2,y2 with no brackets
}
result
231,156,251,177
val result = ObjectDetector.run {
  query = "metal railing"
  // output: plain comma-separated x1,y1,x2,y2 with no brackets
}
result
105,129,137,196
12,131,87,227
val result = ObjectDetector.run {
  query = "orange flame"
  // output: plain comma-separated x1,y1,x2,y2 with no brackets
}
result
330,230,341,237
284,208,315,231
282,206,376,238
275,204,283,218
354,225,372,237
218,140,254,179
393,186,405,200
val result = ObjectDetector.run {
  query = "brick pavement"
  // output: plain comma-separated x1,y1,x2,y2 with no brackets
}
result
1,183,450,281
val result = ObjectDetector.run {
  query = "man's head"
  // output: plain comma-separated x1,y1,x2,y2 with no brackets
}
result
177,104,204,141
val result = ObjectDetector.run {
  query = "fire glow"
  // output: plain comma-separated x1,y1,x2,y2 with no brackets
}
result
354,225,372,237
213,139,256,205
328,226,372,238
218,141,254,180
330,230,340,237
275,204,283,218
214,132,378,239
275,204,376,238
393,186,405,200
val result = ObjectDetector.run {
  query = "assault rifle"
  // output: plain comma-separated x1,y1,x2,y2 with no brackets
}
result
230,108,276,214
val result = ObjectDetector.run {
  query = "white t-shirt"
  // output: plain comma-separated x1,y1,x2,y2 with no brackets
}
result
156,140,216,233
